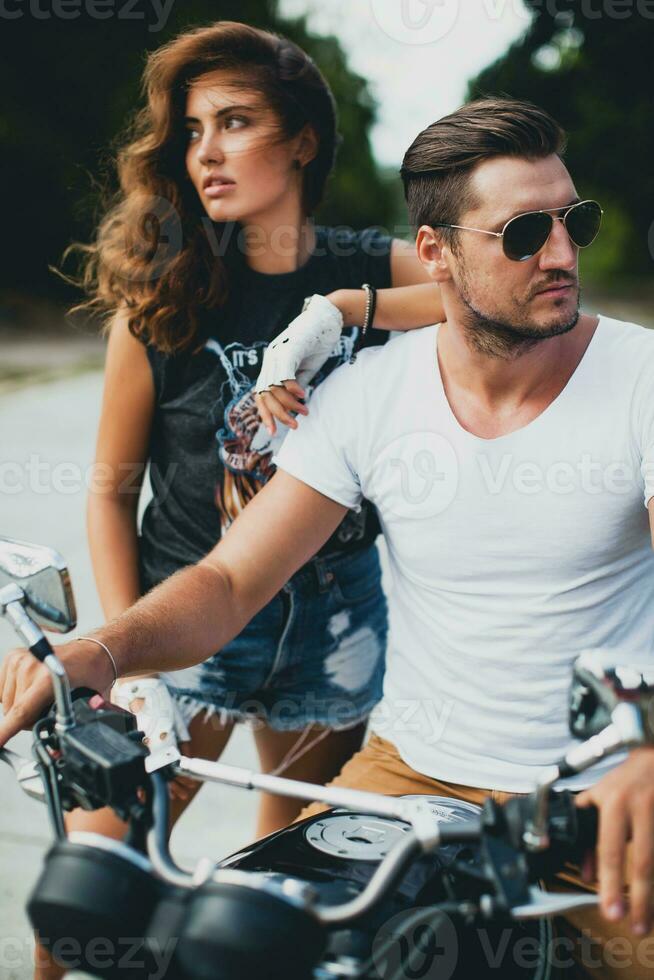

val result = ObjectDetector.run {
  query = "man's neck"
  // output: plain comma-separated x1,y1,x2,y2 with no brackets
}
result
436,313,599,439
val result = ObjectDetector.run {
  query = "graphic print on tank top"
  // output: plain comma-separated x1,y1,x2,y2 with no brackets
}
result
204,330,362,537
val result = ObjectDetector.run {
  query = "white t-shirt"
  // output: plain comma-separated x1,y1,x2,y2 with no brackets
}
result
274,316,654,792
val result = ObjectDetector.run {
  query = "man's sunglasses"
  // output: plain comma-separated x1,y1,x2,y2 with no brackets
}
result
432,199,603,262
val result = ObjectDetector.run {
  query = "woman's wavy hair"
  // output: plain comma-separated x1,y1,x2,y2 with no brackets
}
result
62,21,339,353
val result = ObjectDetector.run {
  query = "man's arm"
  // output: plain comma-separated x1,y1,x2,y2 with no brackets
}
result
0,473,347,746
573,497,654,935
102,472,347,676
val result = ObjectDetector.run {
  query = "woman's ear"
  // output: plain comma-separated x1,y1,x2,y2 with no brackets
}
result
415,225,453,283
294,123,319,168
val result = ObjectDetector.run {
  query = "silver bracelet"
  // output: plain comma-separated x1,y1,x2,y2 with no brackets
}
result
76,636,118,690
349,283,377,365
361,282,376,337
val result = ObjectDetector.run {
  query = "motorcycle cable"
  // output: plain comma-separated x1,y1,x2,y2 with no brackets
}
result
123,770,155,855
32,716,66,839
148,768,198,889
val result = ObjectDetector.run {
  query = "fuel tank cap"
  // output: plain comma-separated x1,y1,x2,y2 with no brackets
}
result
303,796,481,862
304,814,409,861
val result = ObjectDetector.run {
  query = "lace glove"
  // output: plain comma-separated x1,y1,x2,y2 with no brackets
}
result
255,294,344,393
112,677,190,755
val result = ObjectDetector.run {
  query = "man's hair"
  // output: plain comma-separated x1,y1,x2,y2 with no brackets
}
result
400,97,567,248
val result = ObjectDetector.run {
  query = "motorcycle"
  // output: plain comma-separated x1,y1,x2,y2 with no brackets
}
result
1,533,651,980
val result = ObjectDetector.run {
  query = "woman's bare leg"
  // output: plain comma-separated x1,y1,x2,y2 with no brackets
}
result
253,721,366,838
33,710,235,979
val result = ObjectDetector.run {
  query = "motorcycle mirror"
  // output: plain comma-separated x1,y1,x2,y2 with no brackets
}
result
0,535,77,633
569,649,654,742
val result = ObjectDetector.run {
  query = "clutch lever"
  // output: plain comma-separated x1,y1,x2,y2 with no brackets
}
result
0,746,46,803
511,885,599,919
145,745,181,774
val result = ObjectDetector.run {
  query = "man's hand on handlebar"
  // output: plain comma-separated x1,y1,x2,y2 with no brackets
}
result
576,746,654,936
0,641,113,747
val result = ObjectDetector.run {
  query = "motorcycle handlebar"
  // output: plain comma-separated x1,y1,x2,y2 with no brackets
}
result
1,690,602,928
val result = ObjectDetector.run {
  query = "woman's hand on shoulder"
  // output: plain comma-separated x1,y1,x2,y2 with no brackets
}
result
254,380,309,436
254,294,343,435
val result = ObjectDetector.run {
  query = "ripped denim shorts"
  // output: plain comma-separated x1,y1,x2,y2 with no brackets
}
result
150,544,388,733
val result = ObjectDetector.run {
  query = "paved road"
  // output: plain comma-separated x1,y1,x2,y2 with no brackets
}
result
0,372,259,980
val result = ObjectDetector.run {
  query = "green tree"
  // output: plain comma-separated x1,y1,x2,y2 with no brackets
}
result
468,1,654,279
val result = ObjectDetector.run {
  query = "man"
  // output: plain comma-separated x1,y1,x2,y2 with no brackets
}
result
2,98,654,976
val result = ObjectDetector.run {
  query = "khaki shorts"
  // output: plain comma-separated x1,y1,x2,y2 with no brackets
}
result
298,732,654,979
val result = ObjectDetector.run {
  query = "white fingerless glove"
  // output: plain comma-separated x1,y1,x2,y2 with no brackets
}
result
255,294,344,393
112,677,190,755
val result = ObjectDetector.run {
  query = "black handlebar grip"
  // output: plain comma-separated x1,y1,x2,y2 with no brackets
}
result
30,637,58,723
30,637,55,663
574,802,599,854
554,800,600,871
38,687,104,721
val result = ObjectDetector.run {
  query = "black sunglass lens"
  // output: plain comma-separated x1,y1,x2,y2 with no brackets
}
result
566,201,603,248
503,211,552,261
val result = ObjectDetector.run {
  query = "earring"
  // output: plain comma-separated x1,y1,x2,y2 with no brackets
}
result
293,159,302,170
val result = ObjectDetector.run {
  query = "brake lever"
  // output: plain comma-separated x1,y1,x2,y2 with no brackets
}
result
0,747,46,803
511,884,599,919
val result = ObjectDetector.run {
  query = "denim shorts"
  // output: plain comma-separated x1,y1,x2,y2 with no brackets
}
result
157,544,388,732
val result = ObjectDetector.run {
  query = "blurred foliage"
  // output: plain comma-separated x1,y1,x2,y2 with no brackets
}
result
273,15,396,232
0,0,395,302
468,1,654,280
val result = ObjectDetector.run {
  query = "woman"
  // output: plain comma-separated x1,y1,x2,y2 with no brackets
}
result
35,19,447,978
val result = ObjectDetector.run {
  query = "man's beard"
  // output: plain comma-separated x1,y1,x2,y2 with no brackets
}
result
457,273,580,360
